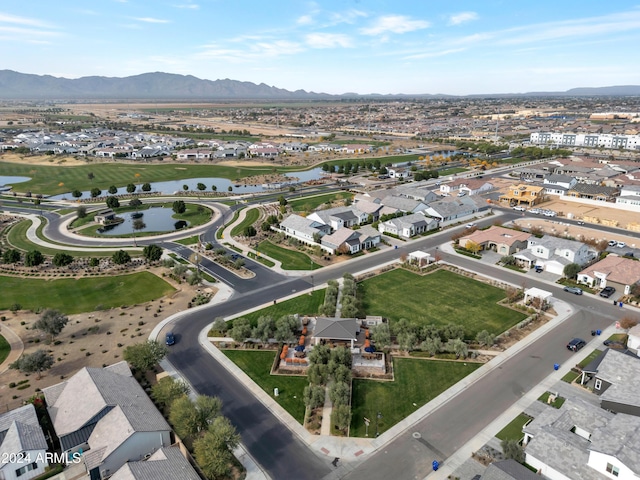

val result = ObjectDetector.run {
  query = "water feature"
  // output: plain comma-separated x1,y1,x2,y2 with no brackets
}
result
98,207,188,236
0,176,31,188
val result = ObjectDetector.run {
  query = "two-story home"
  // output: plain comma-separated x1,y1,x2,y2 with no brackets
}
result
499,184,545,207
543,174,578,196
306,206,368,231
514,235,593,275
0,404,49,480
279,214,331,246
616,185,640,209
43,362,172,480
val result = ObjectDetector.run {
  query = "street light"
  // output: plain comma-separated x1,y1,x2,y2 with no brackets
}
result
375,412,382,437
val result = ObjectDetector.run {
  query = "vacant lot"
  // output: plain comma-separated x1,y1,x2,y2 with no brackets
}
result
258,240,322,270
226,289,325,327
350,358,480,437
359,268,527,339
0,272,176,314
289,192,353,213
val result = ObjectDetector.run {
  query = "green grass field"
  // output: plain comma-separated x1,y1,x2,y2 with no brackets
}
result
0,335,10,364
0,272,176,314
231,289,325,327
289,192,354,213
359,269,527,339
350,358,480,437
438,167,468,176
257,240,322,270
231,208,260,237
222,350,308,423
496,413,532,441
0,161,303,196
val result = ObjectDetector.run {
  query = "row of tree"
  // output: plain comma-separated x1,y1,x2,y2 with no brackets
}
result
218,315,301,344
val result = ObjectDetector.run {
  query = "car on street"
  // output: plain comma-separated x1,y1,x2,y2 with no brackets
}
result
608,240,617,247
599,286,616,298
529,208,540,214
563,286,583,295
513,205,526,211
566,338,586,352
466,223,476,229
165,332,176,346
616,242,626,248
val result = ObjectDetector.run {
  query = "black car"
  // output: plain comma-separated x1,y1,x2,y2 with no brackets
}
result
165,332,176,346
567,338,586,352
599,286,616,298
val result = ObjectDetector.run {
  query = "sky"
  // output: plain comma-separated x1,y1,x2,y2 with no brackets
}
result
1,0,640,95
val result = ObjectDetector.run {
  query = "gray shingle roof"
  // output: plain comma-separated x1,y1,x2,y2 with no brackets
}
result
0,404,48,460
590,414,640,472
595,349,640,408
110,446,200,480
481,459,540,480
314,318,358,340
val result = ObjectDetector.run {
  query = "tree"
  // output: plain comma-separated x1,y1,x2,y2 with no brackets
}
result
211,185,217,192
24,250,44,267
333,404,352,432
619,316,639,330
273,315,297,343
106,196,120,209
252,316,275,344
141,182,151,192
476,330,495,347
10,350,54,379
108,185,118,194
307,363,329,385
143,244,163,262
33,309,69,343
52,252,74,267
197,182,206,194
76,205,87,219
308,344,331,365
129,197,142,210
112,249,131,265
397,331,418,352
420,337,442,356
126,183,136,194
90,187,101,198
563,263,581,279
278,195,288,206
230,318,252,342
446,338,468,359
371,323,391,348
72,189,82,200
123,340,168,371
466,240,481,255
442,323,465,341
193,416,240,480
132,219,146,246
87,172,95,182
303,385,326,410
151,376,190,409
329,381,350,406
2,248,20,264
330,346,352,368
169,394,223,440
228,186,233,192
501,439,525,463
89,257,99,267
172,200,186,214
211,317,228,334
243,225,257,237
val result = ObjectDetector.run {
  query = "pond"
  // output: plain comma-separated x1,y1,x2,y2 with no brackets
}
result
49,168,325,200
0,176,31,186
98,207,188,236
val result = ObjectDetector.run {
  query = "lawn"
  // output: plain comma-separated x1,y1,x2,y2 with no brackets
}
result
496,413,532,441
174,235,200,246
561,371,580,383
257,240,322,270
0,272,176,314
230,289,325,327
438,167,468,176
350,358,481,437
222,350,308,424
359,269,527,339
577,349,603,369
289,192,354,213
538,392,565,409
0,335,10,364
231,208,260,237
0,161,305,196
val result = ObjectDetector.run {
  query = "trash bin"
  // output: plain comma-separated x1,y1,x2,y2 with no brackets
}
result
432,460,439,471
591,330,596,336
553,363,560,371
596,329,602,336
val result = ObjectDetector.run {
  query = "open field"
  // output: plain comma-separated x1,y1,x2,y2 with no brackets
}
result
289,192,353,213
229,289,325,327
231,208,260,237
350,358,481,437
222,350,307,424
257,240,322,270
0,272,176,314
359,269,527,339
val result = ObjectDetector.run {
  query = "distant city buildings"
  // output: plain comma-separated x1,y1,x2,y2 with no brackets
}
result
530,132,640,150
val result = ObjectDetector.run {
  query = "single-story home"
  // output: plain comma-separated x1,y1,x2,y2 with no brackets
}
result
320,226,381,254
378,212,438,239
458,226,531,255
577,255,640,295
0,404,49,480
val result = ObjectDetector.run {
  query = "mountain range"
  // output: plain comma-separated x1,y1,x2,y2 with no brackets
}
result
1,70,639,100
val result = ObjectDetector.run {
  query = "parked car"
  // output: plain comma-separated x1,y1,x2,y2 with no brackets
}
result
457,192,466,197
529,208,540,214
466,223,476,229
567,338,586,352
563,286,583,295
608,240,617,247
165,332,176,346
599,286,616,298
534,265,544,273
616,242,626,248
513,205,526,211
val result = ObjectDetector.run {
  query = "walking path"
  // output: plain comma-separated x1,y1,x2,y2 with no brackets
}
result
0,324,24,375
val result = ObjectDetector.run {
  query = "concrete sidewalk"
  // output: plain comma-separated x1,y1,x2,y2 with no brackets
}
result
0,323,24,375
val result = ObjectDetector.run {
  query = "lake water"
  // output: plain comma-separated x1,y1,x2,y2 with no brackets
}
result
98,207,188,235
0,176,31,186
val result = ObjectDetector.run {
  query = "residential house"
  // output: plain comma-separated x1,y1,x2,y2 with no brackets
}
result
475,459,540,480
350,199,383,222
514,235,593,275
109,446,200,480
393,183,441,203
43,362,172,480
279,214,330,245
458,226,531,255
567,184,618,202
579,349,640,417
577,255,640,295
424,196,489,226
320,226,380,254
522,397,640,480
307,206,368,231
377,212,437,239
627,324,640,355
499,184,544,207
387,167,410,179
459,179,494,196
0,404,49,480
543,174,578,196
616,185,640,209
175,149,212,161
379,195,427,214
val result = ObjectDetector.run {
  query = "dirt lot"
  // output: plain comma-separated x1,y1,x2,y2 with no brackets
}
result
0,270,212,412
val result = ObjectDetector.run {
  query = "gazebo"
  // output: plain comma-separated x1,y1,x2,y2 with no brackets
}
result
523,287,553,305
408,250,433,268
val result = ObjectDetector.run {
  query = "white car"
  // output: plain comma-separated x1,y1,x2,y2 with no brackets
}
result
466,223,476,229
617,242,626,248
608,240,617,247
529,208,540,214
513,206,526,211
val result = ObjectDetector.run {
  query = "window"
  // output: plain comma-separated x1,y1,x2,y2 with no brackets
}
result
606,463,619,476
595,379,602,390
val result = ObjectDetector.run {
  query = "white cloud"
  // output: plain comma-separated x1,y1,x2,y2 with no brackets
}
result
195,40,304,62
360,15,430,36
297,14,313,25
135,17,171,24
0,12,52,28
328,9,368,26
404,48,465,60
448,12,478,26
305,33,352,48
